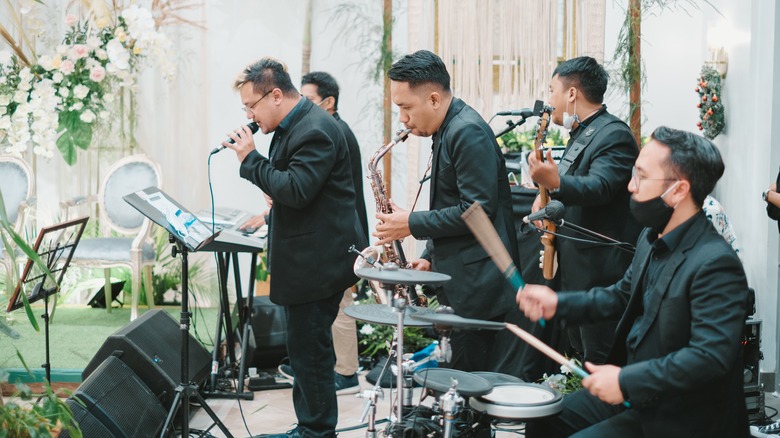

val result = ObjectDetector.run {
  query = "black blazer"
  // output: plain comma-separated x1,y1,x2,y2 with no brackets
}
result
409,98,518,319
334,112,369,240
240,98,368,305
553,109,641,290
558,212,749,437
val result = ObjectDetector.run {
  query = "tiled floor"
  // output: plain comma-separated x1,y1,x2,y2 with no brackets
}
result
189,376,780,438
189,372,527,437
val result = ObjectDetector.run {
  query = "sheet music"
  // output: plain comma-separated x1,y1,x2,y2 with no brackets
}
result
136,190,213,250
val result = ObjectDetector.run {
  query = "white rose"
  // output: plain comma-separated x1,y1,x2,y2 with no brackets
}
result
106,39,130,70
13,90,28,104
87,36,102,50
71,102,84,111
95,49,108,60
52,72,64,83
0,116,11,130
79,109,96,123
73,84,90,99
103,93,115,103
359,325,375,336
59,87,69,98
0,94,10,105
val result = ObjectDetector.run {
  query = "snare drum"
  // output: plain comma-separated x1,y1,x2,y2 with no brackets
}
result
469,382,562,420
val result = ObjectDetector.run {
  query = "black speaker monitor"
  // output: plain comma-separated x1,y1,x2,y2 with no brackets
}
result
61,356,166,438
83,309,211,408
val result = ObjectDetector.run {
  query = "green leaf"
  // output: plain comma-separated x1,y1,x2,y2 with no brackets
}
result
56,111,94,165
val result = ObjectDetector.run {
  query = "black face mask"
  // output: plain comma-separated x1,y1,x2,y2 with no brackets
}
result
629,183,678,234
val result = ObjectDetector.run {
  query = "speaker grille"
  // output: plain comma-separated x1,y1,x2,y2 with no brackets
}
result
62,356,166,438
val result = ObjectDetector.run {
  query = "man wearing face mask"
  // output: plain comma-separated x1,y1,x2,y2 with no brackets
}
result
519,126,750,437
528,56,641,365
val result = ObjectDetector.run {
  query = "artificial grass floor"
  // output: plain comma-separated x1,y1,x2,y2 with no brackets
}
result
1,305,219,373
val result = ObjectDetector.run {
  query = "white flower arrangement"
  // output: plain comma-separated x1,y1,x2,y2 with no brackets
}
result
0,5,176,164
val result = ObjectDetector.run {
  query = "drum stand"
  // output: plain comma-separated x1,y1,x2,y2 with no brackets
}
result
438,380,464,438
357,286,416,437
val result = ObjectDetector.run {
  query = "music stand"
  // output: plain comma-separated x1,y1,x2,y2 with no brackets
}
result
123,186,233,438
6,216,88,384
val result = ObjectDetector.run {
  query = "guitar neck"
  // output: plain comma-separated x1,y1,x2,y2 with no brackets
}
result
534,148,552,206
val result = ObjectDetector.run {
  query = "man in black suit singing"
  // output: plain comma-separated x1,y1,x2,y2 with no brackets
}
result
520,127,749,437
528,56,641,364
223,58,367,438
374,50,518,371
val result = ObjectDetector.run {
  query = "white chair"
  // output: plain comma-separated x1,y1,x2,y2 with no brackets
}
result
0,155,36,290
61,154,162,319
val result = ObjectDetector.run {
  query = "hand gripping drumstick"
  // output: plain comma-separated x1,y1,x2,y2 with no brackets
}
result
461,202,546,327
505,323,632,408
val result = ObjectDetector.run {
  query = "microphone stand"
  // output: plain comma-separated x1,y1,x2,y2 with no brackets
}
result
493,116,528,138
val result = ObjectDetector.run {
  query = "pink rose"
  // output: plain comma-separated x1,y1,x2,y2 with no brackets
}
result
69,44,89,60
65,14,79,27
89,66,106,82
60,59,75,75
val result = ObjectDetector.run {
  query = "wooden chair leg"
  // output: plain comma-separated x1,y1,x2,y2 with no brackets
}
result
144,265,154,310
103,268,112,314
131,266,142,321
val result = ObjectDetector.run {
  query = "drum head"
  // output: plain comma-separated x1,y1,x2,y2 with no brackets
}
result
413,368,493,397
470,383,562,419
471,371,524,386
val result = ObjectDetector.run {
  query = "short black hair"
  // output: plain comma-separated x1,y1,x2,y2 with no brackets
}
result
234,57,297,97
552,56,608,103
388,50,451,92
651,126,725,207
301,71,340,110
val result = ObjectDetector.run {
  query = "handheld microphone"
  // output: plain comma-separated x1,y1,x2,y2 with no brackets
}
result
496,100,545,117
210,122,260,155
523,200,565,223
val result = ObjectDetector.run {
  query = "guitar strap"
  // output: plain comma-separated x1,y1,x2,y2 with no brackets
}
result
557,114,624,175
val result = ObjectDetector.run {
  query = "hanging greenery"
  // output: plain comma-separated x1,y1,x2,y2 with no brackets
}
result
695,65,725,139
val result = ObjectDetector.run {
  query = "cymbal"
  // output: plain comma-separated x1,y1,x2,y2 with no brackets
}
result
408,313,505,330
355,267,451,285
343,304,434,327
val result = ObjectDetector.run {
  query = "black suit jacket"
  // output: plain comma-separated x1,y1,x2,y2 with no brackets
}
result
334,112,369,240
553,109,641,290
557,212,749,437
240,98,368,305
408,98,518,319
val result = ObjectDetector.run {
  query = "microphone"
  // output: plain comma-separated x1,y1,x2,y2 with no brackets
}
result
496,100,545,117
523,200,565,223
210,122,259,155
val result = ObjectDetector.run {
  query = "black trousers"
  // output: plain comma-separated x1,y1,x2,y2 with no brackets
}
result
286,291,343,438
525,388,637,438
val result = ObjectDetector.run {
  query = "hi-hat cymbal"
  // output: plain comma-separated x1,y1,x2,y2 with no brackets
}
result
344,304,434,327
355,267,451,285
409,313,506,330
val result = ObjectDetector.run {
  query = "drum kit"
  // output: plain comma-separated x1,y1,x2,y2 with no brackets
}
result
346,265,563,438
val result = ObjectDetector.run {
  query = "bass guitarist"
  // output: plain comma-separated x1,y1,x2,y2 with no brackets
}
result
528,56,640,365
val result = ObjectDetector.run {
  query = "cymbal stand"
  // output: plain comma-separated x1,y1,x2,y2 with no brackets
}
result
357,341,393,438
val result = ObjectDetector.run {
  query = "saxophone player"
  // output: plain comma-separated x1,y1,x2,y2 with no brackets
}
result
374,50,519,372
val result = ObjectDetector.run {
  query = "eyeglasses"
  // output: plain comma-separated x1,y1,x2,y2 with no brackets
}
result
241,89,273,115
631,167,677,190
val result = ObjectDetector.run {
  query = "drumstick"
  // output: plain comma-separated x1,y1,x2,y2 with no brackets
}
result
505,323,586,378
505,322,632,408
462,202,545,326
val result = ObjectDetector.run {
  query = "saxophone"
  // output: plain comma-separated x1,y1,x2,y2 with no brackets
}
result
353,128,427,306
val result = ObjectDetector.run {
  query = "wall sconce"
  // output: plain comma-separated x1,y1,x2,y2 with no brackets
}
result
705,46,729,78
706,21,730,79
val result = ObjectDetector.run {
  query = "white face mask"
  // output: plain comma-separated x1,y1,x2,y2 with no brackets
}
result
562,98,578,129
